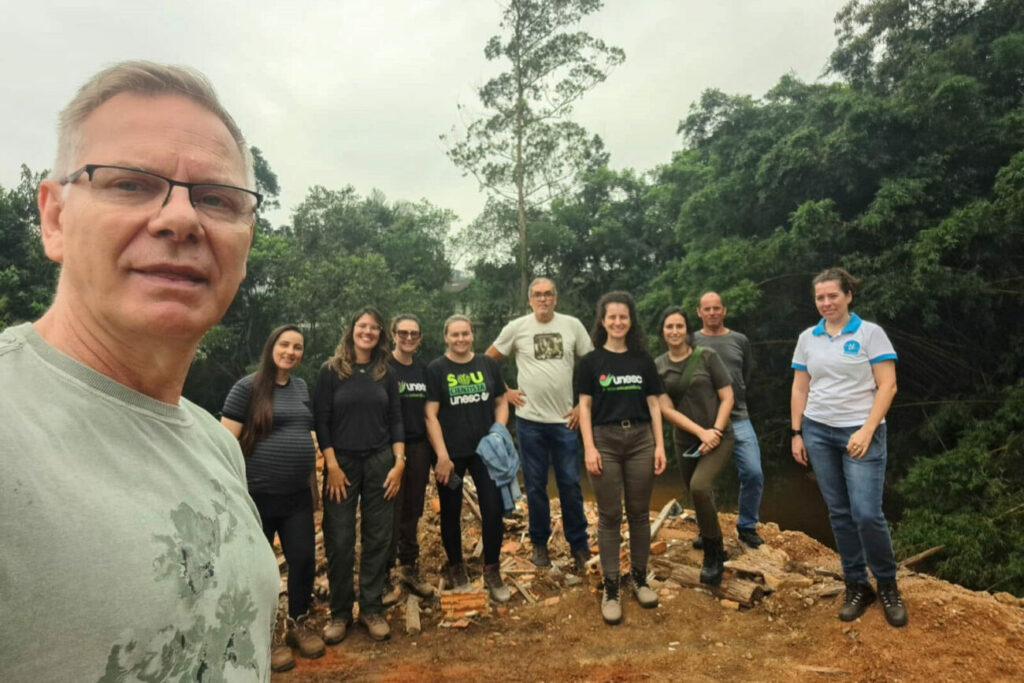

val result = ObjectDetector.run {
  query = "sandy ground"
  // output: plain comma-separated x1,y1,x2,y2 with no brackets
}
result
271,496,1024,682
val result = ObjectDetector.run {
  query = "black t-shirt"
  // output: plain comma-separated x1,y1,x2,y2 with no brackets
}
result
576,348,663,425
389,355,428,442
313,362,404,455
426,354,506,459
221,374,316,495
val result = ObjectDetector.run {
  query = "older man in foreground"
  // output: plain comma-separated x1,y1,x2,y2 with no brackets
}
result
0,62,279,681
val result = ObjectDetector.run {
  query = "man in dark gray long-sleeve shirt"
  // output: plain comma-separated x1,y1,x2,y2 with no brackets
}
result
694,291,766,548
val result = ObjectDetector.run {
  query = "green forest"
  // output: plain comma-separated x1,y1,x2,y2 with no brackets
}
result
2,0,1022,595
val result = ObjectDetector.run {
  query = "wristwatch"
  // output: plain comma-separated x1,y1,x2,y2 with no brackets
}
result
789,428,802,437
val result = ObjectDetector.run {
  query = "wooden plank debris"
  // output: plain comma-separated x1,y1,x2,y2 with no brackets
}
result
898,545,944,568
665,565,763,607
405,594,421,635
510,575,538,604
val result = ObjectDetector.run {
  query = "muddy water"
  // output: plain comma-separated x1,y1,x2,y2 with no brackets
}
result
543,454,837,549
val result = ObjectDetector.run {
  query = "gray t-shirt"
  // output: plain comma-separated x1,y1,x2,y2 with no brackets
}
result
0,323,280,682
492,312,593,423
693,329,753,420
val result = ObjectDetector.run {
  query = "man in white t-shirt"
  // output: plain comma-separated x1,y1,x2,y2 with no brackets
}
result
486,278,594,570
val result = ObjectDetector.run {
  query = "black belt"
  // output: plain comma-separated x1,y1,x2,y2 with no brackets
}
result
598,419,649,429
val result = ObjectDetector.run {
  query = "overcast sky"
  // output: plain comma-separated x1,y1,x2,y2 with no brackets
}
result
1,0,849,229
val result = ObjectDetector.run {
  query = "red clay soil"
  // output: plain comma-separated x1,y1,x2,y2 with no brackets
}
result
273,501,1024,682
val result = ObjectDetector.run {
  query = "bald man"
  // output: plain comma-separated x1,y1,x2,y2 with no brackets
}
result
694,292,765,548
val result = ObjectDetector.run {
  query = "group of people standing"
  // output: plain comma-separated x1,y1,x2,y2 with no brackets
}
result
221,269,907,670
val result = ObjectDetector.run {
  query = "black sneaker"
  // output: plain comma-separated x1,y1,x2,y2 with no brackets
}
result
691,537,704,550
878,581,908,627
737,528,764,548
838,581,876,621
530,544,552,568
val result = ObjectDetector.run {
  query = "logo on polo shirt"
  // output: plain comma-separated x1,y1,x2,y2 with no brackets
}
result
843,340,861,355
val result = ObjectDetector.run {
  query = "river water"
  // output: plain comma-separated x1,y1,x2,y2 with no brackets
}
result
545,453,837,549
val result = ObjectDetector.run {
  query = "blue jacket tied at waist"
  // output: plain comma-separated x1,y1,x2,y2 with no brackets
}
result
476,422,523,514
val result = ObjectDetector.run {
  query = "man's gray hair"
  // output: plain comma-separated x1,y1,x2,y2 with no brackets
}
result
52,60,254,186
529,277,557,295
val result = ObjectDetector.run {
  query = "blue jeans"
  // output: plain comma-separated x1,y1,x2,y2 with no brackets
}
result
731,419,764,532
802,416,897,583
516,417,589,551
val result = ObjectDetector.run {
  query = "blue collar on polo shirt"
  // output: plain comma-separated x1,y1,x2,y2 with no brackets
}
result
812,312,863,337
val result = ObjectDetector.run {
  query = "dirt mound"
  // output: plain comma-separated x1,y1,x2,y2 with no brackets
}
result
274,495,1024,682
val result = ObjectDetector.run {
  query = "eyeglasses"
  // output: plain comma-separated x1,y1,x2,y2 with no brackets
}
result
394,330,422,340
62,164,262,227
530,290,556,299
354,322,383,333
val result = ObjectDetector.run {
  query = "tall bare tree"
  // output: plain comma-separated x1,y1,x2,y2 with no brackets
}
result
444,0,624,308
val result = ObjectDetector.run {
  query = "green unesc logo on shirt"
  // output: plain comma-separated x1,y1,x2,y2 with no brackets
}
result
598,373,643,391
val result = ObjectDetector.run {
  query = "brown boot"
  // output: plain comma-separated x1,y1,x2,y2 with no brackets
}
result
285,614,326,659
270,614,295,672
397,563,436,598
358,612,391,641
322,616,351,645
270,644,295,673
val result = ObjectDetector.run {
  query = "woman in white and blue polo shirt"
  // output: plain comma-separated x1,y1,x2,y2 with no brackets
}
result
790,268,907,628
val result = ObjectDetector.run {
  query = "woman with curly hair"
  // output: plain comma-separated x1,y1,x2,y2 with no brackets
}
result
314,307,405,643
576,292,666,626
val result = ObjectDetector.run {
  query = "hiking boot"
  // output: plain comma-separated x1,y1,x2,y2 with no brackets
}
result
737,528,765,549
322,617,351,645
878,580,908,627
270,616,295,672
699,536,725,586
630,567,659,608
838,581,876,622
446,562,470,590
483,563,511,603
691,536,704,550
531,544,552,568
572,546,591,573
601,576,622,625
270,644,295,673
285,614,326,659
358,612,391,641
381,579,402,607
398,563,436,598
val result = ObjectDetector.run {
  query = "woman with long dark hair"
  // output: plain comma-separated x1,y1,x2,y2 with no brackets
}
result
221,324,324,672
315,307,405,643
791,267,906,628
424,314,511,602
577,292,666,626
654,306,734,587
